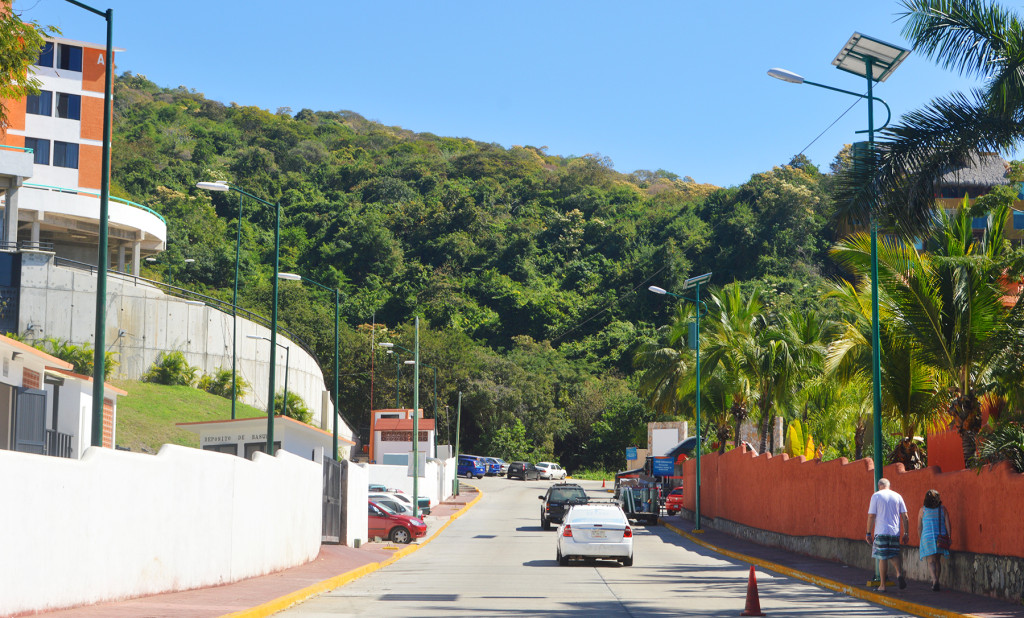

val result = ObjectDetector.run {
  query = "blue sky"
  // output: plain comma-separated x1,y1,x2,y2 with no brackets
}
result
15,0,988,188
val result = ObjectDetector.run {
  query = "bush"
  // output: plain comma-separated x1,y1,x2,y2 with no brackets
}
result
274,391,311,424
142,351,198,386
197,368,249,400
979,422,1024,473
36,337,118,379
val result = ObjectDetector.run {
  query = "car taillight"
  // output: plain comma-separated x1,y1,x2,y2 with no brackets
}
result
623,526,632,538
562,525,573,537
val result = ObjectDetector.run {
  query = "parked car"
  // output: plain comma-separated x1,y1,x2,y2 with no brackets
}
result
508,461,541,481
368,483,389,493
369,492,414,516
368,500,427,544
664,487,684,515
536,462,567,480
478,456,503,476
458,455,487,479
492,457,510,475
377,490,431,515
556,502,633,566
539,482,589,530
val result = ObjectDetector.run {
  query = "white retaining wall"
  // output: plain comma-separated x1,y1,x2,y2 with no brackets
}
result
17,252,354,446
0,444,322,616
344,461,369,546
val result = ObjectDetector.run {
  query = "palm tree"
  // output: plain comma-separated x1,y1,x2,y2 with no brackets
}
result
633,303,696,417
835,0,1024,236
832,204,1016,465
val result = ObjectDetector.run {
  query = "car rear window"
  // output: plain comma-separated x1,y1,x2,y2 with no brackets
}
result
549,488,587,501
566,507,627,524
670,488,684,496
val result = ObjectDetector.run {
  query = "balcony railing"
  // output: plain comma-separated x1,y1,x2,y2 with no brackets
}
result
45,429,72,458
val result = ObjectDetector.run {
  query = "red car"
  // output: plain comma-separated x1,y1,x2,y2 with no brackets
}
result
665,487,685,515
368,500,427,543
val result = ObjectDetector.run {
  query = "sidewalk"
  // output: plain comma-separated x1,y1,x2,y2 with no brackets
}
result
39,486,480,618
659,513,1024,618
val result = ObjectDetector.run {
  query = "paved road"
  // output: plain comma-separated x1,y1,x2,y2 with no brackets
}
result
279,477,912,617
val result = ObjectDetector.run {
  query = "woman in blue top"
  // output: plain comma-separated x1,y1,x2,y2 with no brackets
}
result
917,489,951,591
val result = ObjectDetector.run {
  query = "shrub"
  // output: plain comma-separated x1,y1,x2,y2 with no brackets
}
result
197,368,249,400
37,337,118,379
979,422,1024,473
274,391,311,424
143,351,198,386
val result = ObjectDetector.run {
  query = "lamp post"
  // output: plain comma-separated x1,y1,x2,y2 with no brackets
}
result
378,342,412,408
768,32,908,487
453,392,462,496
248,334,289,420
279,272,342,460
64,0,113,448
649,271,711,532
406,360,438,450
198,181,281,454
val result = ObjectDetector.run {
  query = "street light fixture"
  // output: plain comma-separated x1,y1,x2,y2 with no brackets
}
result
198,180,281,454
279,271,342,460
648,271,711,532
248,334,290,421
63,0,113,448
768,32,908,488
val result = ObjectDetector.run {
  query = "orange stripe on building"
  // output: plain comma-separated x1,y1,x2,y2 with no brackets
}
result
81,48,111,93
2,95,26,132
22,368,41,390
102,398,114,448
80,95,104,141
78,143,103,190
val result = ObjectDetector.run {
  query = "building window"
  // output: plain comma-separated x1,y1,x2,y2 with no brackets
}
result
55,93,81,120
972,216,989,230
1014,211,1024,230
26,90,52,116
57,44,82,72
36,42,54,68
53,141,78,169
24,138,49,165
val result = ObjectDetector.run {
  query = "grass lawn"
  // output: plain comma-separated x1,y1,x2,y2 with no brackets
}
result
112,380,265,454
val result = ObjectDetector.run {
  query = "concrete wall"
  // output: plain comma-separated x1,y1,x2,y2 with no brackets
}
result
344,461,369,547
680,447,1024,600
0,444,322,616
17,253,355,447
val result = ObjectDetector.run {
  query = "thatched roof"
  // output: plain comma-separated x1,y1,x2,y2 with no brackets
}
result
939,152,1010,188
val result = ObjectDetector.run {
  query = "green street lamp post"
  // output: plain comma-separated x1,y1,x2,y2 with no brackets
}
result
412,317,421,517
768,32,908,487
407,360,437,449
453,392,462,496
198,181,281,454
63,0,113,448
279,272,342,460
379,342,412,408
649,271,711,532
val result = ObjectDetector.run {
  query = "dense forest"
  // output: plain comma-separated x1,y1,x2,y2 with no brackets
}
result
107,73,879,471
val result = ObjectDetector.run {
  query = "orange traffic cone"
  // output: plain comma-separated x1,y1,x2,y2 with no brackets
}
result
740,565,765,616
602,479,606,488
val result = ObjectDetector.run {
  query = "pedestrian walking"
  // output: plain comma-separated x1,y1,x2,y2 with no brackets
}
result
918,489,951,591
866,477,910,592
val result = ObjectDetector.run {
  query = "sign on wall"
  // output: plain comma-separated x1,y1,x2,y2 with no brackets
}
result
652,456,674,477
626,447,637,461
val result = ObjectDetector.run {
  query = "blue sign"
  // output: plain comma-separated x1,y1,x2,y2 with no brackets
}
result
652,456,674,476
626,447,637,461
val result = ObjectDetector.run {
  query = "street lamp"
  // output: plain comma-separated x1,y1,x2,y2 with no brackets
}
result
768,32,908,487
248,334,290,421
198,180,281,454
279,271,342,460
63,0,113,448
378,342,413,408
649,271,711,532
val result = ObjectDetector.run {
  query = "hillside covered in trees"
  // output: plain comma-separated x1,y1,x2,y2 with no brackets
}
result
110,73,847,470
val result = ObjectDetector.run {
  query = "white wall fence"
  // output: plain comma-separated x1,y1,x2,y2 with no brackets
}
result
366,457,456,511
16,252,354,447
0,445,322,617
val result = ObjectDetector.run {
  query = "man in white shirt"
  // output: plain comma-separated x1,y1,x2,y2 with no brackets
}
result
866,477,910,592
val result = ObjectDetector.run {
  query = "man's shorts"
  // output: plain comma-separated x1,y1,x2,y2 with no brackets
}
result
872,534,901,559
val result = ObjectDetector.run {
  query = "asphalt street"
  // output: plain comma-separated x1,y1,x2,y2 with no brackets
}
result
278,477,913,617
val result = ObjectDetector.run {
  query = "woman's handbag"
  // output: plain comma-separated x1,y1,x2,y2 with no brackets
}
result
935,507,951,550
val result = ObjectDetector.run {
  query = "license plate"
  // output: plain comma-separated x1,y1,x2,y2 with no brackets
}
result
590,529,606,539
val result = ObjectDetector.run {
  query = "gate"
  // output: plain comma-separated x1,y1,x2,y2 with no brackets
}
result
322,458,344,543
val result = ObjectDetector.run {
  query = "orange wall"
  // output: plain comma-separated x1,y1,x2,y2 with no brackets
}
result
78,143,103,190
80,95,104,141
682,448,1024,559
82,48,112,93
2,96,26,132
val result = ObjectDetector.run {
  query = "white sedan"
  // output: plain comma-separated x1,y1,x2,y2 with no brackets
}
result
536,462,567,480
556,503,633,566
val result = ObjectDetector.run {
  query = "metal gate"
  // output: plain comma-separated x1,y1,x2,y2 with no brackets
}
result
322,458,344,543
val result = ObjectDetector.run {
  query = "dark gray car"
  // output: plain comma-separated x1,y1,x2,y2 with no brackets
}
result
508,461,541,481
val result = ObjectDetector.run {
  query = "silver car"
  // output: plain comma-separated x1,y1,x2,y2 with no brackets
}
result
556,503,633,566
536,462,567,480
